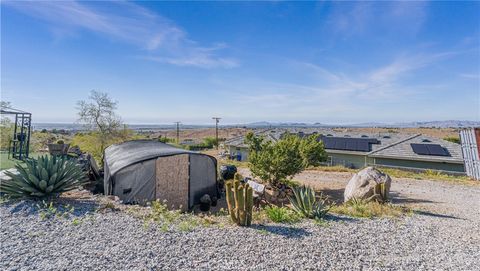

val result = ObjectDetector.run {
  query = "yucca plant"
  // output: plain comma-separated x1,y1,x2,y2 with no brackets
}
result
289,185,330,220
0,155,87,198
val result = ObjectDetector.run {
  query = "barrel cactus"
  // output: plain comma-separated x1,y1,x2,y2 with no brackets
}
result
225,180,253,226
1,155,87,198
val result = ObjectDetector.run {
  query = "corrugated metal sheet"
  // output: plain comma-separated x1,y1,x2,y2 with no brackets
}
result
460,128,480,180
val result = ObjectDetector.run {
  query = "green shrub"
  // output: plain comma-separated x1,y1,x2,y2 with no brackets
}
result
1,155,87,198
245,133,327,187
289,185,330,220
203,137,218,148
443,136,460,144
56,140,65,144
264,206,301,223
158,136,174,143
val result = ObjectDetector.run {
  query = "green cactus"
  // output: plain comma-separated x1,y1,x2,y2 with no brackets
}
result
225,180,253,226
1,155,87,198
234,172,243,181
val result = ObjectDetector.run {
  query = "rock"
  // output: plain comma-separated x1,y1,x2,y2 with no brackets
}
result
344,167,391,203
107,195,120,202
0,168,19,181
200,194,211,204
263,185,291,205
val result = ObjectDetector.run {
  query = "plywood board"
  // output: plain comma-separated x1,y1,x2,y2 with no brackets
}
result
155,154,190,211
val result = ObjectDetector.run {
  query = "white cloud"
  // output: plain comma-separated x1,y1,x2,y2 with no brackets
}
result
326,2,428,38
142,43,239,68
219,49,463,122
3,0,237,68
459,73,479,79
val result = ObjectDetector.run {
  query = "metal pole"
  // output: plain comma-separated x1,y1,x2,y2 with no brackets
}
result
174,122,181,144
212,117,221,150
19,114,25,160
13,114,18,159
25,114,32,159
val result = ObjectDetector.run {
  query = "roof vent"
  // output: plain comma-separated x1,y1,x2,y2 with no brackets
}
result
383,135,391,139
327,134,333,137
361,135,368,138
422,139,432,143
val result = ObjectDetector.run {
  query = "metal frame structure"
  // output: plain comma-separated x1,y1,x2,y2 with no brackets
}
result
0,106,32,160
460,128,480,180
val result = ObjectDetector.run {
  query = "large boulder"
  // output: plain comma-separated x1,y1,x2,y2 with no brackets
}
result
344,167,391,203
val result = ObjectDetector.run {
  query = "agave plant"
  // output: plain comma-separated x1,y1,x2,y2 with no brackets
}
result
1,155,87,198
289,185,330,219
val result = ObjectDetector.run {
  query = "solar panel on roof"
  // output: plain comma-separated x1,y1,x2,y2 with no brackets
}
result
411,144,429,155
410,143,450,156
357,141,370,152
426,144,449,156
320,136,379,152
335,140,346,150
345,140,356,150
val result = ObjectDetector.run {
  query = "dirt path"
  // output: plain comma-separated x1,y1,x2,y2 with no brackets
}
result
238,168,480,218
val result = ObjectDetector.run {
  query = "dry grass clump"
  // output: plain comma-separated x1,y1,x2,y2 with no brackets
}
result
379,168,477,185
141,200,222,232
309,165,356,173
217,159,249,169
311,165,477,185
330,198,411,219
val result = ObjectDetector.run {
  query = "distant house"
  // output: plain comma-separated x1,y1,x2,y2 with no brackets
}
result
224,129,465,173
224,130,284,161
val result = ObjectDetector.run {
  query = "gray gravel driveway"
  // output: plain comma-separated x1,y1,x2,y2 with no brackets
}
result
1,172,479,271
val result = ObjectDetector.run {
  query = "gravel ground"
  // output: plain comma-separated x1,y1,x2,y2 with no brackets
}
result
1,172,480,271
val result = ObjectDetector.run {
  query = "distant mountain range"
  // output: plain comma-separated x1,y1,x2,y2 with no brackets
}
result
32,120,479,131
244,120,480,128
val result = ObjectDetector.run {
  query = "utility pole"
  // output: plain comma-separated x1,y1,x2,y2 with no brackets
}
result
174,122,181,144
212,117,221,150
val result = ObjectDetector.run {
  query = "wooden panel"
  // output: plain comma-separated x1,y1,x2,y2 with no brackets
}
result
155,154,189,211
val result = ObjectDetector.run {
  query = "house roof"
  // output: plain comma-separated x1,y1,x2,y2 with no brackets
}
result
224,129,284,148
368,135,463,164
224,129,463,164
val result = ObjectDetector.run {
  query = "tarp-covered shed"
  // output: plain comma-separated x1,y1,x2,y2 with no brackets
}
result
104,140,217,210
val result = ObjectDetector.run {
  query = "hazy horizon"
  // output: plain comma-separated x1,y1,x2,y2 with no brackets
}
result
2,1,479,123
28,119,480,127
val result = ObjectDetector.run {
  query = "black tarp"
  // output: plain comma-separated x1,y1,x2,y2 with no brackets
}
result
103,140,217,207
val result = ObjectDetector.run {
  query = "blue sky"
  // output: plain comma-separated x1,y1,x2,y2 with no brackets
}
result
1,1,479,124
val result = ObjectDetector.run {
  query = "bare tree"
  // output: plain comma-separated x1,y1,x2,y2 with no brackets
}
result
77,90,122,160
